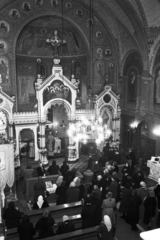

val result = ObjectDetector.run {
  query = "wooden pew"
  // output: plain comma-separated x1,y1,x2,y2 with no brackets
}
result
26,201,82,225
44,226,99,240
25,174,59,201
7,214,83,240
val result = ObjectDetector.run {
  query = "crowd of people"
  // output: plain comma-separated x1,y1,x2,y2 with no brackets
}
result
2,144,160,240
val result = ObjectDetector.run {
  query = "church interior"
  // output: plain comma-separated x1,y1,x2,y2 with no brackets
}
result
1,0,160,239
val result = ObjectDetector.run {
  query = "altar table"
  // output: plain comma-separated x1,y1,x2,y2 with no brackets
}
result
147,160,160,182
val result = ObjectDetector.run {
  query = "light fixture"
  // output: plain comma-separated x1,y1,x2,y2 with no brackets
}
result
130,120,139,129
153,126,160,138
67,116,112,146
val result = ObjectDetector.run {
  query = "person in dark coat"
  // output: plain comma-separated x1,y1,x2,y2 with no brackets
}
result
66,182,80,203
100,170,112,200
119,183,132,219
132,167,145,189
112,161,119,174
81,196,96,228
36,162,45,177
56,181,67,205
127,148,136,169
33,177,46,202
154,177,160,211
3,202,22,229
125,189,142,231
56,215,75,234
48,160,60,175
97,215,114,240
18,215,35,240
33,195,49,210
121,163,132,187
143,187,156,228
35,210,55,239
98,153,108,167
60,161,69,177
91,192,102,225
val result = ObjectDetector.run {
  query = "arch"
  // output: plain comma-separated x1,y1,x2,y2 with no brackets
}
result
43,98,72,117
99,103,115,116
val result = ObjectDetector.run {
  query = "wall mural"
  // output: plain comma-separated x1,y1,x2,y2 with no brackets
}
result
43,80,71,106
154,66,160,104
8,9,20,20
0,57,10,86
22,2,31,12
127,68,137,102
0,40,8,55
0,21,10,36
95,61,105,84
18,75,35,103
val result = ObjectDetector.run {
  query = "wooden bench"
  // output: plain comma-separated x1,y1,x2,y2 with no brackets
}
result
7,214,83,240
25,174,59,201
26,201,82,225
44,226,99,240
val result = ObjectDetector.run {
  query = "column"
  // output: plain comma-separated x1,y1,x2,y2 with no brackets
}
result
9,123,13,140
15,127,20,155
33,126,38,161
39,122,46,161
112,114,116,142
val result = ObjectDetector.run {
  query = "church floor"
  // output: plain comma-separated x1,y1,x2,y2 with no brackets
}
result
13,155,156,240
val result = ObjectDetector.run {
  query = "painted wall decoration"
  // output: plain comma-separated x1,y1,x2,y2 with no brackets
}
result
154,66,160,104
96,47,103,59
0,40,8,55
51,0,59,7
22,2,31,12
0,21,10,36
76,9,83,17
95,61,105,84
104,48,112,58
18,75,35,102
127,68,137,102
0,57,9,85
35,0,43,7
65,2,72,10
43,80,72,105
9,9,20,20
94,29,105,44
108,63,114,84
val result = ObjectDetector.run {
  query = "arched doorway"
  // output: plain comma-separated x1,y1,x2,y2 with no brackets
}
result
46,103,69,156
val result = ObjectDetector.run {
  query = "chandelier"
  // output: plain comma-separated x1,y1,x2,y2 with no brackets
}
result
67,116,112,145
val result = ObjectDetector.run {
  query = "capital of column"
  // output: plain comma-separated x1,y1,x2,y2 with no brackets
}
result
141,76,152,84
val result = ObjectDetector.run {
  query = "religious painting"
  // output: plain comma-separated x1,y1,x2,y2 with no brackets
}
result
154,66,160,104
76,9,83,17
43,80,71,106
35,0,43,7
87,19,94,28
94,28,105,44
104,48,112,58
18,75,35,103
0,21,10,36
22,2,31,12
51,0,59,7
108,63,114,84
127,68,137,102
95,61,105,84
0,57,9,85
96,47,103,59
0,40,8,55
66,2,72,10
9,9,20,20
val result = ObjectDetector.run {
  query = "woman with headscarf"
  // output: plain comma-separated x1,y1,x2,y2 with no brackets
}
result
101,192,116,225
81,197,96,228
97,215,114,240
56,175,63,187
66,181,80,203
18,215,35,240
33,195,49,210
56,215,75,234
35,210,55,239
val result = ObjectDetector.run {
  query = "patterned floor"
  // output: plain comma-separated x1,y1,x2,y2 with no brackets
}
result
21,154,89,174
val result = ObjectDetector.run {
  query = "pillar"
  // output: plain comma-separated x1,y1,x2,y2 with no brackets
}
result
9,123,13,140
39,122,46,161
33,126,39,161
